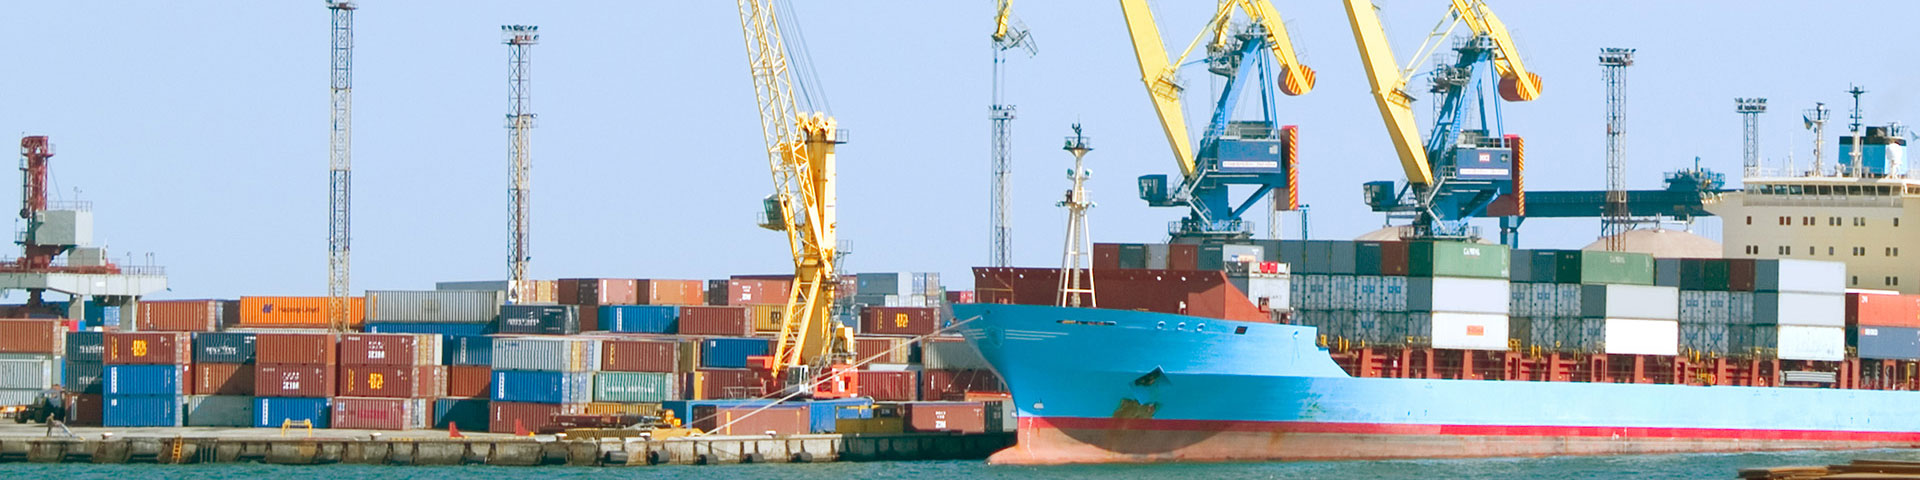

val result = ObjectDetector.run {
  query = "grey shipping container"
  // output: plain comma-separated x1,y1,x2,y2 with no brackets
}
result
1852,325,1920,360
1146,244,1171,270
367,290,506,323
491,337,601,372
1680,323,1732,355
66,360,102,394
1655,259,1682,288
186,395,256,427
0,354,54,390
1553,317,1605,353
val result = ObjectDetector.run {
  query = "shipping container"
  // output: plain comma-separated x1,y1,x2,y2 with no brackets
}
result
857,370,917,402
104,395,183,427
1168,244,1199,271
806,397,875,433
1578,284,1680,320
254,364,335,397
601,305,677,334
1767,325,1846,361
1408,241,1509,279
192,332,256,364
83,303,123,330
239,296,365,328
691,404,810,436
592,371,677,403
339,333,442,367
1407,277,1510,314
1093,243,1122,270
254,333,337,365
365,290,504,323
339,365,447,398
921,369,1006,401
1727,258,1758,291
678,306,752,336
661,399,774,423
1146,244,1171,270
332,397,430,430
433,398,489,430
0,320,63,354
1554,251,1655,285
1602,319,1679,356
490,337,600,372
904,401,988,434
1679,323,1732,356
103,332,191,365
584,402,662,416
254,397,331,428
728,278,793,306
184,395,254,427
748,304,784,332
684,369,765,400
65,360,102,394
1753,292,1845,327
492,370,593,404
445,335,493,366
600,338,678,373
488,401,583,434
862,307,939,335
363,322,494,338
700,338,771,369
1847,292,1920,328
856,273,907,297
496,304,580,335
192,362,255,396
104,364,185,395
855,336,912,365
1755,259,1847,294
559,278,640,306
921,339,988,370
1119,244,1149,270
1679,259,1733,291
66,331,102,363
837,417,905,434
137,300,237,332
638,279,705,306
66,394,103,426
1853,325,1920,360
1421,312,1510,351
0,355,53,390
447,364,492,398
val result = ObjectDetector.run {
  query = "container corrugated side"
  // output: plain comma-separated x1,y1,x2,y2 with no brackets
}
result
339,333,442,367
254,397,331,428
446,335,493,366
497,305,580,335
1561,251,1655,285
192,363,254,396
254,333,338,365
66,331,103,363
677,306,751,336
184,395,254,427
591,371,677,403
1853,325,1920,360
728,278,792,306
492,370,594,404
433,398,489,430
490,337,600,372
363,322,493,337
1773,325,1846,361
104,395,183,427
1578,284,1680,320
104,332,193,365
904,401,987,434
854,336,911,365
366,290,504,323
600,339,677,373
921,369,1007,401
0,320,63,354
1602,318,1679,356
253,364,335,397
105,364,185,395
601,305,677,333
192,332,256,364
339,365,448,398
448,365,491,398
488,402,584,434
332,397,430,430
0,355,53,390
699,338,770,369
855,370,917,401
691,404,810,436
65,360,102,394
239,296,365,328
137,300,232,332
1848,292,1920,328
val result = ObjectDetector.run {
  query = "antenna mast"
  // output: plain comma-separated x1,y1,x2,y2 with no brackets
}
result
1599,48,1634,252
504,25,539,303
326,1,355,332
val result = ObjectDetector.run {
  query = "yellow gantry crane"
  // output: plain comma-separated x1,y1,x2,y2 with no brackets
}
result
735,0,858,398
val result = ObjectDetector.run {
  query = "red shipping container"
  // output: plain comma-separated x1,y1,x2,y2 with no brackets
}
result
579,307,599,332
340,333,439,366
255,363,336,397
1379,241,1410,276
861,307,938,335
677,306,752,336
905,401,987,434
193,363,256,396
974,267,1269,323
638,279,705,306
255,333,338,365
945,290,976,305
728,278,792,306
137,300,237,332
333,397,428,430
66,394,103,427
855,336,912,364
856,370,917,401
338,365,447,398
686,369,767,399
1727,258,1758,292
1168,243,1199,271
560,278,640,305
104,332,192,364
0,319,64,354
489,402,585,434
1093,243,1122,270
691,405,811,436
1849,292,1920,328
447,365,491,398
601,339,679,372
920,369,1006,401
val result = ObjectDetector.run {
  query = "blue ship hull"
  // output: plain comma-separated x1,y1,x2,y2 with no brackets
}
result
952,303,1920,464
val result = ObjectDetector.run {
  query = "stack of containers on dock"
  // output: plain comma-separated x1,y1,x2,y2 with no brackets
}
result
489,336,598,433
1848,292,1920,360
64,331,103,425
137,300,238,332
186,332,256,427
686,336,772,399
253,333,335,428
592,337,679,416
0,320,63,406
336,333,444,430
919,337,1005,400
436,332,494,430
559,278,638,331
238,296,364,330
1509,250,1672,355
728,276,791,333
102,332,191,427
363,289,504,428
362,289,505,343
1743,259,1847,360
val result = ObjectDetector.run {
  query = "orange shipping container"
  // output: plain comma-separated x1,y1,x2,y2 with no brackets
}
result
638,280,706,306
240,296,365,328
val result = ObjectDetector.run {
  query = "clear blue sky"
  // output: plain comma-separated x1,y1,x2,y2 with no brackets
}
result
2,1,1914,299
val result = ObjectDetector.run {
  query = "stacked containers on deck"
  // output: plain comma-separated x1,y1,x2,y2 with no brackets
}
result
1510,250,1669,355
1739,260,1846,360
1666,258,1742,356
335,333,444,430
1406,241,1511,351
137,300,238,332
489,336,598,433
1286,240,1406,346
593,338,679,414
102,332,190,427
558,278,638,331
0,321,64,407
64,331,103,425
362,289,503,429
1847,292,1920,360
186,332,256,426
253,333,335,428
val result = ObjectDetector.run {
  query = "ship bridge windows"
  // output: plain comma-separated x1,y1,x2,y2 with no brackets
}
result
1778,246,1791,255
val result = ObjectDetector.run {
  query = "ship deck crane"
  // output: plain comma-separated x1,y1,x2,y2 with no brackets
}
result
1344,0,1542,244
735,0,857,398
1121,0,1314,244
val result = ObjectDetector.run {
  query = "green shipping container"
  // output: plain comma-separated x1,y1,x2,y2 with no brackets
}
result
1408,241,1510,279
593,371,677,403
1556,251,1655,285
1117,244,1148,270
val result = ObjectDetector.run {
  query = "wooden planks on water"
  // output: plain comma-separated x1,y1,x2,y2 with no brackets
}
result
1740,459,1920,480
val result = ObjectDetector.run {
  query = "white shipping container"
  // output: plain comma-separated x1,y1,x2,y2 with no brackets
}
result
1753,292,1844,327
1579,285,1680,320
1245,272,1291,312
1408,278,1510,314
1776,325,1845,361
1602,318,1679,356
1428,312,1509,351
1755,259,1847,294
366,290,506,323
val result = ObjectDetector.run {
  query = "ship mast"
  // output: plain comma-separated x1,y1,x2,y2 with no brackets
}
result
1056,124,1097,308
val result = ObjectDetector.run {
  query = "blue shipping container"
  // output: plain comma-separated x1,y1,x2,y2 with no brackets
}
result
84,303,121,329
255,397,332,428
602,305,678,334
66,332,103,363
192,332,257,364
65,360,102,394
805,397,874,433
491,370,593,404
433,398,490,430
104,395,183,427
445,335,493,366
105,365,185,395
1855,325,1920,360
662,399,775,423
700,338,771,369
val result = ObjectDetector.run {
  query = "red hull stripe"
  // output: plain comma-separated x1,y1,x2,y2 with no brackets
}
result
1032,416,1920,443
